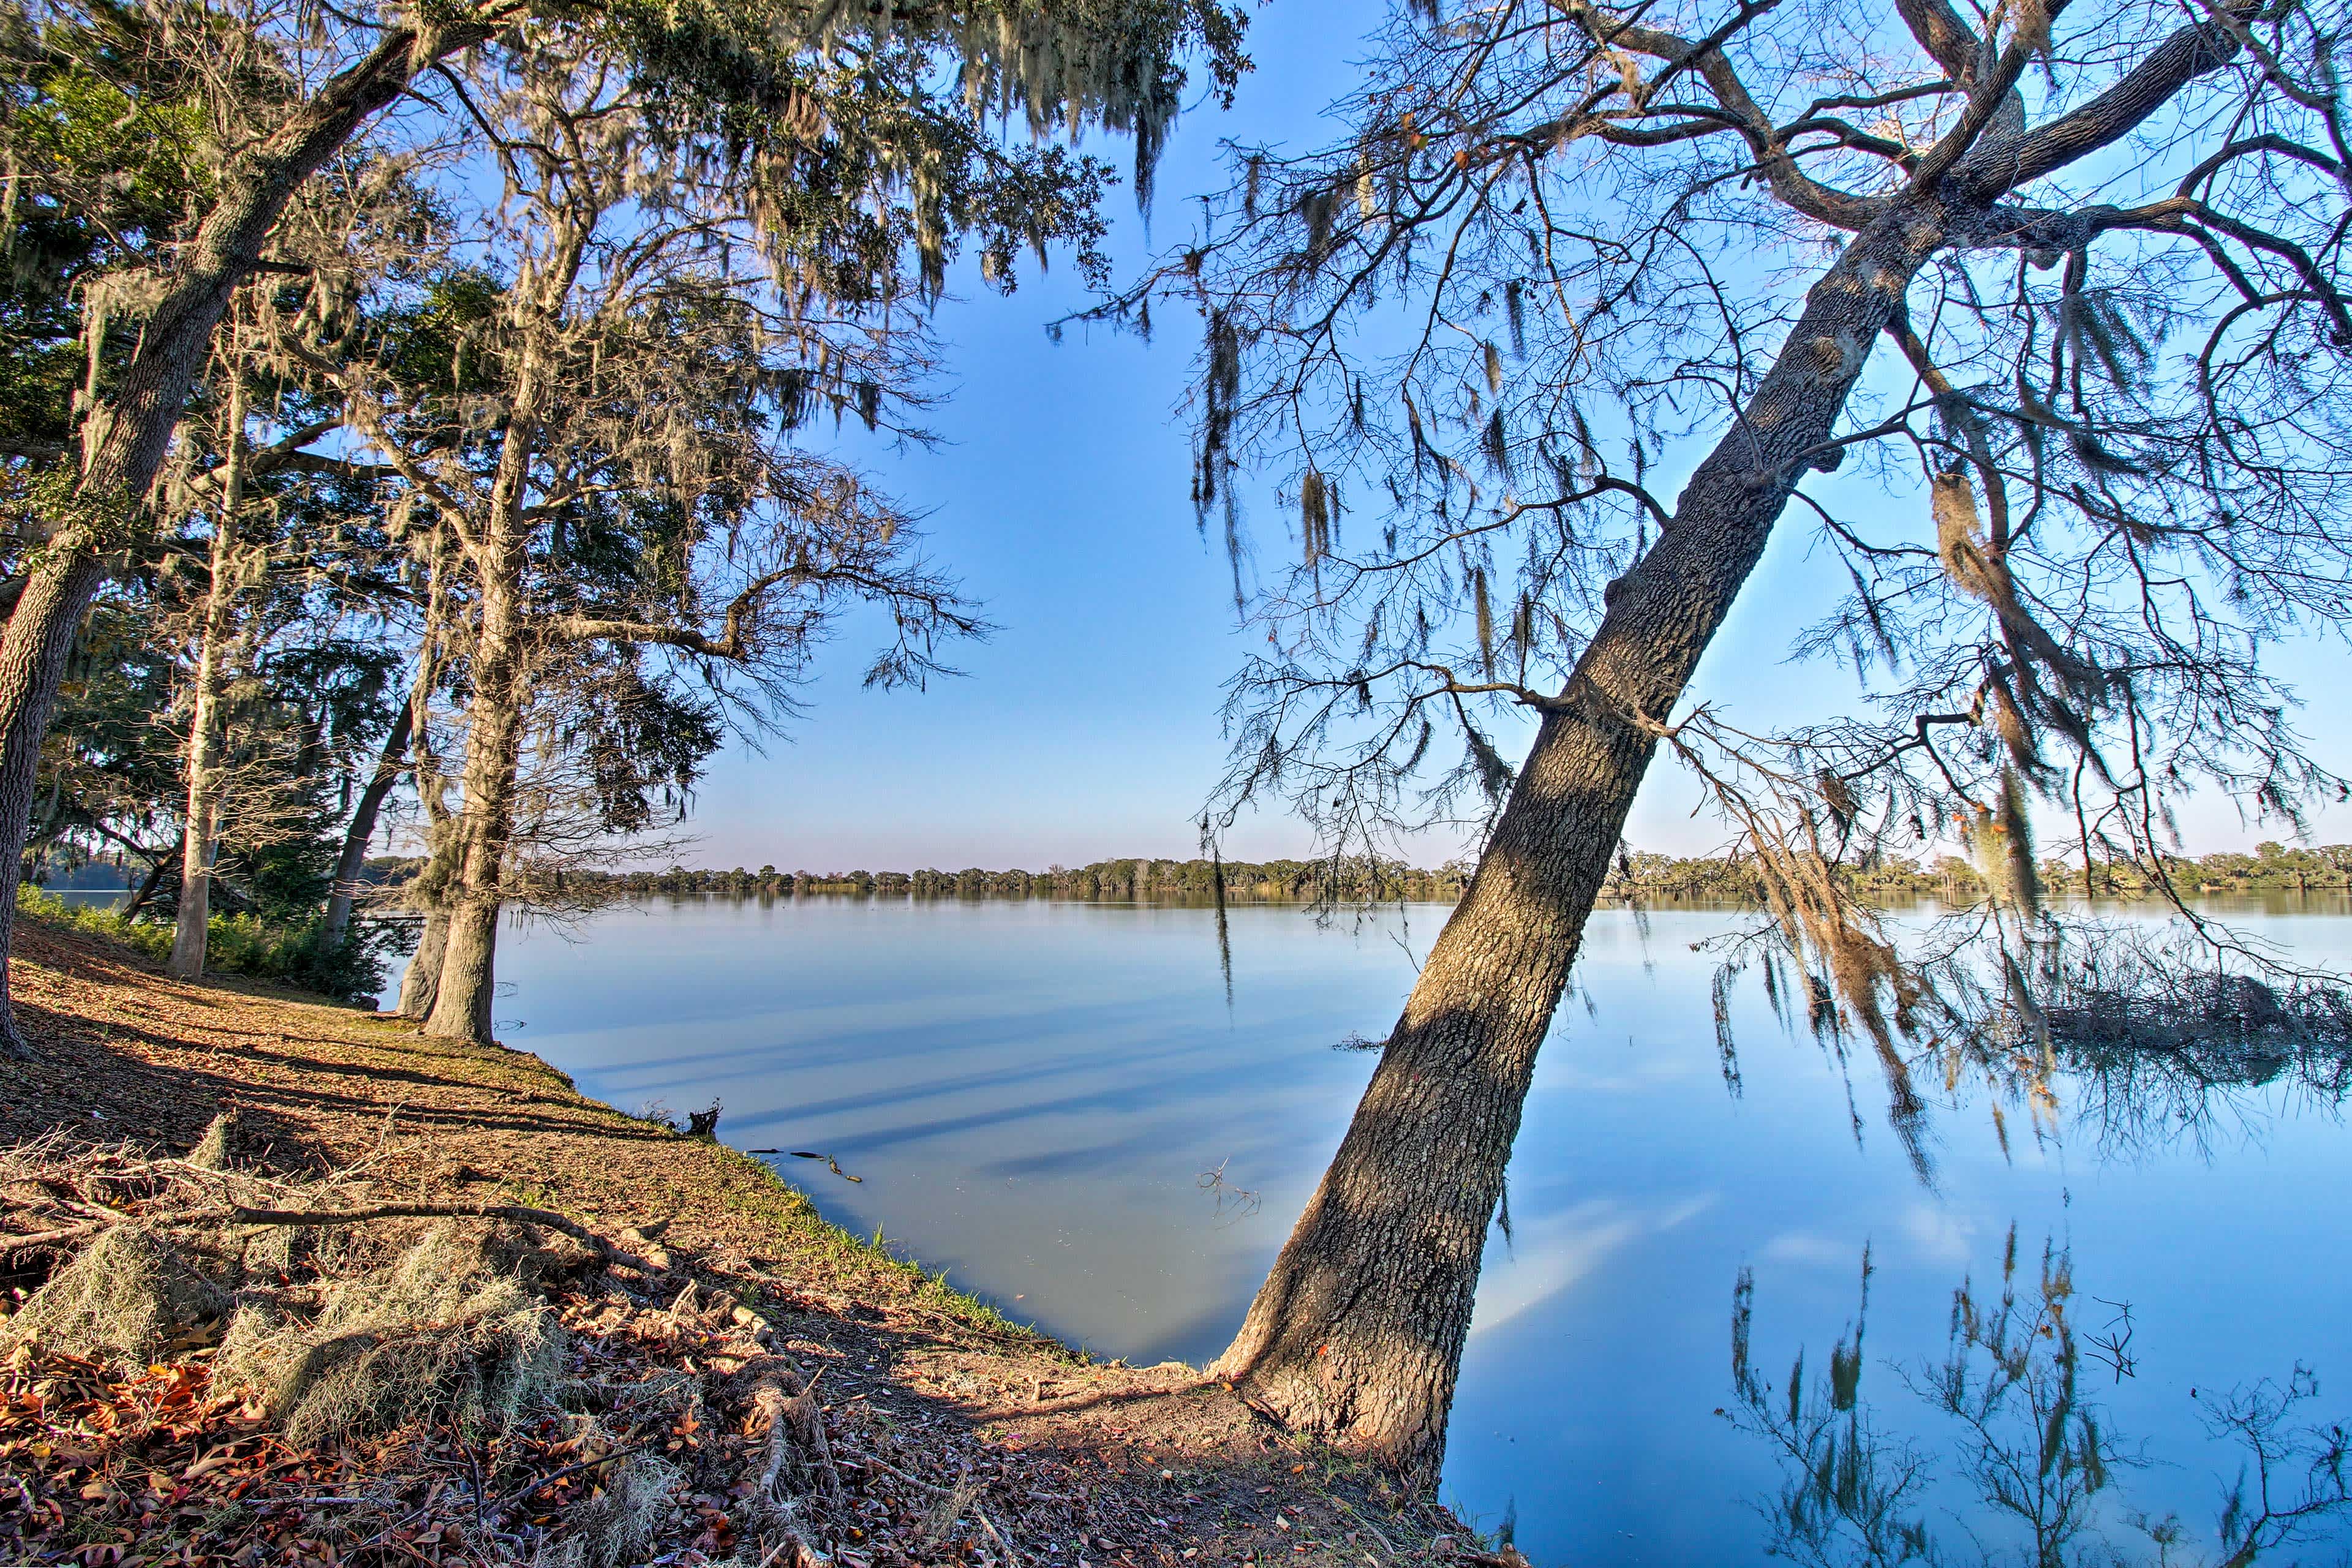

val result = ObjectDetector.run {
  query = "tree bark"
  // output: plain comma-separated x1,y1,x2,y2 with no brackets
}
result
323,700,413,943
421,559,528,1042
396,905,448,1020
122,832,183,920
421,620,524,1041
165,614,228,978
169,382,251,981
1211,206,1945,1485
0,550,112,1055
420,366,540,1044
0,23,479,1050
428,898,499,1039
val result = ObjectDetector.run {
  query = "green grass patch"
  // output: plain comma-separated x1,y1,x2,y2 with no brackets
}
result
700,1142,1065,1353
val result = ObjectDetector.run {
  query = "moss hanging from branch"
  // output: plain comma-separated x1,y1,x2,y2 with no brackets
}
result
1300,468,1329,565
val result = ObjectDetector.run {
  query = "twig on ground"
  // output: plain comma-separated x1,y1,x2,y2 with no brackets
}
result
848,1450,954,1494
976,1501,1022,1567
491,1444,644,1514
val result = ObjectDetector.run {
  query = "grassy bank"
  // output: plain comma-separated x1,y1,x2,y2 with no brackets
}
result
0,918,1473,1568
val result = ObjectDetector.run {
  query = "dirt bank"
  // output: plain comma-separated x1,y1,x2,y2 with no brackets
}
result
0,921,1486,1568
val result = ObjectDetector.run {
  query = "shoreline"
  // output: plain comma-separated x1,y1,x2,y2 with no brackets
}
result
0,916,1469,1565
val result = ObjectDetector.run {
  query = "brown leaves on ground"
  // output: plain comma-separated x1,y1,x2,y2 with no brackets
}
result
0,923,1469,1567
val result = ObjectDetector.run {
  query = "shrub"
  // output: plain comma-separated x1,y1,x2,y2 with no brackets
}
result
15,886,391,1003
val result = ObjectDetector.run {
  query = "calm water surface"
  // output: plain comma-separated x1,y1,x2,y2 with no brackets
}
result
393,896,2352,1564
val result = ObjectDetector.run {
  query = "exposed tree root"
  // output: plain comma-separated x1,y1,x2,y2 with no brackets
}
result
737,1355,844,1504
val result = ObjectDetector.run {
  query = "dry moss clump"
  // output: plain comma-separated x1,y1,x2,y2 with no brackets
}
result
535,1452,687,1568
0,1223,227,1361
217,1221,565,1447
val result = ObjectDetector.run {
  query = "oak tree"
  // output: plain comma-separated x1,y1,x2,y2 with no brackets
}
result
1113,0,2352,1483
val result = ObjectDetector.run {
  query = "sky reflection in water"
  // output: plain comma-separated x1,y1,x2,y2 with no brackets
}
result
412,895,2352,1565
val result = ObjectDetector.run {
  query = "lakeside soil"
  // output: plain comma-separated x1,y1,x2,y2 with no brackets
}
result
0,921,1476,1567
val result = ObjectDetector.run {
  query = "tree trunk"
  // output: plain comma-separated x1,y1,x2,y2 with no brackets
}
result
122,832,182,920
396,906,448,1020
0,24,472,1050
421,496,533,1044
421,609,525,1041
170,391,250,981
1212,208,1943,1486
324,701,413,943
167,695,223,981
0,549,112,1055
419,290,554,1047
428,892,500,1042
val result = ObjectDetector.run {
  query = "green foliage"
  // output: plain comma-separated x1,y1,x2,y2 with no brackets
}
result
200,910,391,1001
605,0,1247,291
17,884,172,960
15,884,390,1002
0,0,221,466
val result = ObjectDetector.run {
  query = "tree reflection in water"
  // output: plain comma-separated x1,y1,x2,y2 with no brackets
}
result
2036,927,2352,1160
1727,1237,2351,1566
1713,919,2352,1171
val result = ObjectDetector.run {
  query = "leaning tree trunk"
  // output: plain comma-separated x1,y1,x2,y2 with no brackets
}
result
323,701,413,943
1211,208,1943,1486
0,24,469,1053
396,905,449,1019
0,549,114,1056
122,832,182,921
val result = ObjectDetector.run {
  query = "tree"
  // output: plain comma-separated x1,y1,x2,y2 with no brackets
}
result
355,37,1085,1040
0,0,1246,1055
1106,0,2352,1483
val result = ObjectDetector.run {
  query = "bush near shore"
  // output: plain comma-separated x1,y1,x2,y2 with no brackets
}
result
13,885,390,1002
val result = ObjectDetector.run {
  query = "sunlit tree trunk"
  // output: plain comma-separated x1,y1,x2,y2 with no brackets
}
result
169,380,251,979
165,574,231,979
421,570,526,1042
1212,212,1941,1485
396,905,449,1019
422,334,544,1044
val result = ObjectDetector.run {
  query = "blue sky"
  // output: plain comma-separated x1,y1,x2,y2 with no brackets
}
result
677,1,2352,875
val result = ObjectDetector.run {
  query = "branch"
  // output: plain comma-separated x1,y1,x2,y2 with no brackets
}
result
551,567,798,658
1891,0,1985,82
180,417,344,498
1559,0,1885,228
1980,11,2250,195
2175,132,2346,196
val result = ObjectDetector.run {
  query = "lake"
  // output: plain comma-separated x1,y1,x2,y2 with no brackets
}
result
388,894,2352,1565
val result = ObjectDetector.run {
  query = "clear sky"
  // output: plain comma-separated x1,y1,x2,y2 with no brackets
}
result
676,1,2352,875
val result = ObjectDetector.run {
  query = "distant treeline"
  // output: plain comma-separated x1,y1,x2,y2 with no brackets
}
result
1604,842,2352,901
361,839,2352,907
364,855,1472,904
